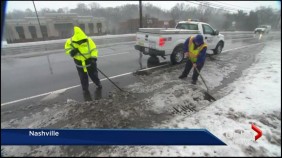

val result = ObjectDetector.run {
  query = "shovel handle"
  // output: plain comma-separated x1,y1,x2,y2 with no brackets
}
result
70,44,124,92
194,65,210,93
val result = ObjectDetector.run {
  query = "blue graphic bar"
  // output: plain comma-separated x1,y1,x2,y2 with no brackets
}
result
1,129,226,145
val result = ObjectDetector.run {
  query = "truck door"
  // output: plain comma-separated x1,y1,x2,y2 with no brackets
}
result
202,24,216,49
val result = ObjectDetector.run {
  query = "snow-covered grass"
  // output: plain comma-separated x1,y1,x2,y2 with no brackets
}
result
98,41,281,157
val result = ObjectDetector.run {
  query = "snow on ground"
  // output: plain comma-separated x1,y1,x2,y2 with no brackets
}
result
202,62,237,89
98,41,281,157
1,102,72,129
0,50,241,156
1,40,280,156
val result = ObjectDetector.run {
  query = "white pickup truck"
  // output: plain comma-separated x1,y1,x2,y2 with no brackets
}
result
254,25,271,34
135,21,225,65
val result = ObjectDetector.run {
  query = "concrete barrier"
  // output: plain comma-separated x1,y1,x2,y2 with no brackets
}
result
1,34,136,55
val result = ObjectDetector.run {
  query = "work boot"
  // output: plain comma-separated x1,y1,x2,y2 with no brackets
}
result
191,80,197,85
179,74,187,79
96,84,102,89
82,90,92,101
83,89,90,95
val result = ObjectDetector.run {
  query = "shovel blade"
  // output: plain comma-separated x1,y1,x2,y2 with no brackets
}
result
204,92,216,101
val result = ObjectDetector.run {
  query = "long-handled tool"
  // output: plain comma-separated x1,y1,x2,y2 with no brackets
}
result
193,65,217,101
77,51,124,92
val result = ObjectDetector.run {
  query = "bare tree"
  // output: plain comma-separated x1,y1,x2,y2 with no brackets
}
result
39,8,56,16
25,8,34,17
57,8,64,13
6,10,25,19
5,2,280,32
63,7,69,13
89,2,101,16
89,2,101,10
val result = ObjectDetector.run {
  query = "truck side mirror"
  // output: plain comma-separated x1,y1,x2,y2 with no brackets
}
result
214,30,219,35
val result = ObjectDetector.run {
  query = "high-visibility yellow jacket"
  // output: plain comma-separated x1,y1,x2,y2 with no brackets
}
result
188,36,207,63
65,26,98,72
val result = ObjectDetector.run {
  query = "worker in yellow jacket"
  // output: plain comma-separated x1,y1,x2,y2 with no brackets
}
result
65,26,102,93
179,34,207,85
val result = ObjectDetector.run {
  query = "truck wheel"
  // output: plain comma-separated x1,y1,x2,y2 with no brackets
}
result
147,55,160,67
214,42,223,55
171,46,184,65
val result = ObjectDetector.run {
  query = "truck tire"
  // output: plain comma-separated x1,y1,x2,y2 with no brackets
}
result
171,45,184,65
213,41,224,55
147,55,160,67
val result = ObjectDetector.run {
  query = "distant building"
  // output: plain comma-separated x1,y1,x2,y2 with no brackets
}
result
4,13,106,43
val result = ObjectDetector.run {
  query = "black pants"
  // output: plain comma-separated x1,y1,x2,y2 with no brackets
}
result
75,59,101,91
181,60,204,81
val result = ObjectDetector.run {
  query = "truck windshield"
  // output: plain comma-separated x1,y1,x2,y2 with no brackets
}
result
176,23,199,30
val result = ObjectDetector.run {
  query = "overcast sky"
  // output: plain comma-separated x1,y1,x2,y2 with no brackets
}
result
6,1,281,13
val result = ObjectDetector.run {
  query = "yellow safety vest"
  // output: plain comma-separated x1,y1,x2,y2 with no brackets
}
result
64,26,98,72
188,36,207,63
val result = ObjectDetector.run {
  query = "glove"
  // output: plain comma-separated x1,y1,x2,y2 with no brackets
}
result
70,48,79,57
90,58,97,63
184,52,189,58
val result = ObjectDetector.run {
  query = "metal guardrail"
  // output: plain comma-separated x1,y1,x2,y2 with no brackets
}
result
1,32,280,56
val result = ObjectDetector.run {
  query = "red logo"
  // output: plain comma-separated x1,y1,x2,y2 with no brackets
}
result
252,123,262,141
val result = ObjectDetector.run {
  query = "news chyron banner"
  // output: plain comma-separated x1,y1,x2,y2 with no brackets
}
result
1,129,226,145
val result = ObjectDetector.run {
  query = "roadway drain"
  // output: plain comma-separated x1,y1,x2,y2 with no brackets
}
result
171,103,197,115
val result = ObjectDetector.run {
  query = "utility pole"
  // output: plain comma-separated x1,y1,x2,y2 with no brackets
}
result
33,1,53,74
32,1,45,40
139,0,143,28
138,0,143,69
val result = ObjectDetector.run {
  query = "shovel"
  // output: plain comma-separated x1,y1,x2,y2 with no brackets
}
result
69,42,124,92
76,51,124,92
193,65,217,101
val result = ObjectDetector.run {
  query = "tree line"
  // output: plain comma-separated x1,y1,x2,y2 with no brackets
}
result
5,2,281,34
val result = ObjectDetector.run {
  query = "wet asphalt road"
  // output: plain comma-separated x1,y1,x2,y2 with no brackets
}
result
0,34,280,108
